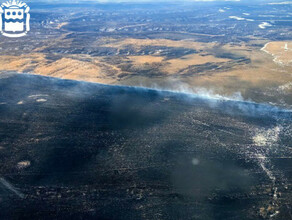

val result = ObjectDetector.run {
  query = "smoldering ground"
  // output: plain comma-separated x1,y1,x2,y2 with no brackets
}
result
0,73,291,219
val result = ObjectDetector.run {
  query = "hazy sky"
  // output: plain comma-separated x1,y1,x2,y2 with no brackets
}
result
27,0,288,2
26,0,289,4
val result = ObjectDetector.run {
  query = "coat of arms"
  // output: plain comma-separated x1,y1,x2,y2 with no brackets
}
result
0,0,30,38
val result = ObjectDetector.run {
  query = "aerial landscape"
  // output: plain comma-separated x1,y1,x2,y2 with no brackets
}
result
0,0,291,219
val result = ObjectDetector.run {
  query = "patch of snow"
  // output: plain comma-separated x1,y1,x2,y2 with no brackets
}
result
36,99,47,103
278,82,292,93
259,22,272,29
253,126,281,147
268,1,292,5
28,94,48,98
229,16,245,20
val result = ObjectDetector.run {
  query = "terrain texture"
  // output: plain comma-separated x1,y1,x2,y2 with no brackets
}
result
0,73,291,219
0,1,292,106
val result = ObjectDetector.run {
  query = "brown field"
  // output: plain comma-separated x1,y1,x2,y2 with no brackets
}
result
1,37,292,103
161,54,230,74
261,41,292,66
99,38,216,50
128,56,164,65
0,54,120,84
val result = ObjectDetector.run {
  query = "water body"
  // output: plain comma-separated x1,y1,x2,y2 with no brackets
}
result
0,73,291,219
